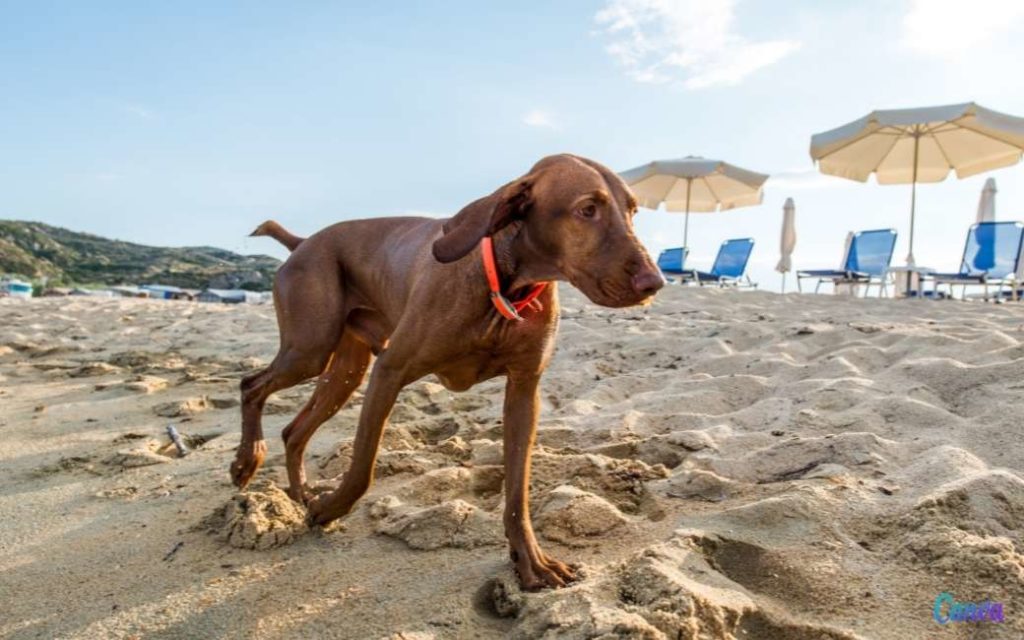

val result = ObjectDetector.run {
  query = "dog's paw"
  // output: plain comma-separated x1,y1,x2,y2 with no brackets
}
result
230,439,267,489
514,549,579,591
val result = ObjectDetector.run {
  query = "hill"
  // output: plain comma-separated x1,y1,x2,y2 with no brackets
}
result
0,220,281,290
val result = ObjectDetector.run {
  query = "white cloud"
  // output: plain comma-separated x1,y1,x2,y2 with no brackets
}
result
902,0,1024,57
115,102,156,120
522,109,559,129
594,0,801,89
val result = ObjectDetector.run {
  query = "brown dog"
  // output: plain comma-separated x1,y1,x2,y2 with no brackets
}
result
230,154,664,589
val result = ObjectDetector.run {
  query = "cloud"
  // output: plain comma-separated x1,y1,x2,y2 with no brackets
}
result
902,0,1024,57
594,0,801,89
116,102,157,120
522,109,559,130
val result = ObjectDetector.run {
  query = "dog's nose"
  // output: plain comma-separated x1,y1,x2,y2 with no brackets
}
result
632,269,665,297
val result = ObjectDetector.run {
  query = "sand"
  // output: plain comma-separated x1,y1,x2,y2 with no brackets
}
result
2,287,1023,639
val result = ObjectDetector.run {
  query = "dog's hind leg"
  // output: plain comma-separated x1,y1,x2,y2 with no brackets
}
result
306,351,408,525
231,349,327,489
231,246,350,489
282,330,372,503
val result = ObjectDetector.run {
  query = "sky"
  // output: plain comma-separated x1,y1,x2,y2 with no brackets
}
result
3,0,1024,291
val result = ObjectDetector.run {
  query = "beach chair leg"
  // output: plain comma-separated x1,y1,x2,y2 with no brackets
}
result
796,276,803,293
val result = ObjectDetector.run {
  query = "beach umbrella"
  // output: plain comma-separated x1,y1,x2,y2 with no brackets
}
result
976,177,997,224
776,197,797,292
810,102,1024,265
619,156,768,249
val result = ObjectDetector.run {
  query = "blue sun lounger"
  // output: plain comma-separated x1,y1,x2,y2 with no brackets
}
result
930,221,1024,300
679,238,756,288
656,247,689,283
797,229,897,296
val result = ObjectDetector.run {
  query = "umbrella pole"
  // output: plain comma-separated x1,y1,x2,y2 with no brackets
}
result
781,272,786,294
683,178,692,250
907,132,920,266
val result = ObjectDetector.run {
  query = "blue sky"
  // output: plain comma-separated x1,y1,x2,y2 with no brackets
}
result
3,0,1024,290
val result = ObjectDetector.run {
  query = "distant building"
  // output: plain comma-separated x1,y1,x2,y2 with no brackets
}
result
0,278,33,298
70,288,114,297
140,284,193,300
107,285,148,298
197,289,264,304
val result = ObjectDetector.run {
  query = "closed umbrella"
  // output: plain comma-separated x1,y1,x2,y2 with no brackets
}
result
976,177,997,224
619,156,768,250
776,197,797,292
810,102,1024,265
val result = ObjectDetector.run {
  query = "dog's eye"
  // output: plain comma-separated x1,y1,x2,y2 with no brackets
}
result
577,204,598,220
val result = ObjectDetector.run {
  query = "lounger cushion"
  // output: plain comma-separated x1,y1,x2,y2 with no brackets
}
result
680,271,726,282
797,269,870,281
930,272,988,283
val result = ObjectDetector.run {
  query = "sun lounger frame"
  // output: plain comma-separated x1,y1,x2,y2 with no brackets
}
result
796,229,897,297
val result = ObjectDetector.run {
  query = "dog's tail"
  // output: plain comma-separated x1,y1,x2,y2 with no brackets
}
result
250,220,305,252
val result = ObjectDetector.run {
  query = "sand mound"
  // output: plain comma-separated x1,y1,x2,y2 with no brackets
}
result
652,469,741,503
530,452,670,514
696,432,894,484
370,496,502,550
121,374,170,394
537,485,629,546
104,442,173,469
154,395,210,417
491,533,862,640
587,429,718,469
398,466,504,505
902,470,1024,541
108,350,190,373
204,480,308,550
69,361,123,377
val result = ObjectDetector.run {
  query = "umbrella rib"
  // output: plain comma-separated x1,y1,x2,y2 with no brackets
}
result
869,131,906,179
953,122,1024,152
930,131,956,171
813,127,885,159
703,176,724,211
813,126,904,165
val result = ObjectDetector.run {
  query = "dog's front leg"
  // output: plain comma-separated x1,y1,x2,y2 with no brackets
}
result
306,359,404,525
503,374,578,590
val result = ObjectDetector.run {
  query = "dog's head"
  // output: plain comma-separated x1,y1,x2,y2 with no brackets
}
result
432,154,664,308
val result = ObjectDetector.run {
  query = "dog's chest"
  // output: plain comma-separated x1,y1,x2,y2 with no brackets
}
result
432,321,557,391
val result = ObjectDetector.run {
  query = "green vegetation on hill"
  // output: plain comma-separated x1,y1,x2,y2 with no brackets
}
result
0,220,281,290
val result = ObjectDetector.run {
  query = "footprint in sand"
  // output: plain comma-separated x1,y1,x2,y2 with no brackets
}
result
369,495,502,550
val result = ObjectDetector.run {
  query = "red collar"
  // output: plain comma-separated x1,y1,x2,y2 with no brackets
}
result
480,236,548,321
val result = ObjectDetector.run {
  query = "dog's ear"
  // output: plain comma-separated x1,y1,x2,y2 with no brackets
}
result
432,177,533,263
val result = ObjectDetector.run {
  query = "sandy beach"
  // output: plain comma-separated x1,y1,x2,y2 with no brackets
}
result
2,286,1023,639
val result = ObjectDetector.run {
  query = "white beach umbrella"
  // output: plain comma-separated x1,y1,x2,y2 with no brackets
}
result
619,156,768,249
776,197,797,292
976,177,997,224
810,102,1024,265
